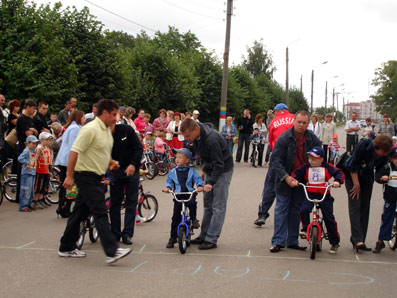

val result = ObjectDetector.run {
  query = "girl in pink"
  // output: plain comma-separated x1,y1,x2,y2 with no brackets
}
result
328,134,341,164
154,132,166,161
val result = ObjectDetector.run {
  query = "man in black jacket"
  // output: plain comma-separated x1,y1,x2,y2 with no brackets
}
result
236,109,254,162
32,102,50,134
270,110,322,253
110,123,143,245
180,119,233,250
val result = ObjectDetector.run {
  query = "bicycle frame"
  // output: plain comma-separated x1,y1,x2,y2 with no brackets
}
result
168,190,198,238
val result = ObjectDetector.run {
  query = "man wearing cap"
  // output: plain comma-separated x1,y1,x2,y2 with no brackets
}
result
236,109,254,163
269,110,322,252
254,103,295,226
108,122,142,245
180,118,233,250
192,110,200,122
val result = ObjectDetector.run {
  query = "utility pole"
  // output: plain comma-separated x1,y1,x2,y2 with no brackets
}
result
285,47,289,105
219,0,233,131
325,81,328,114
332,87,335,110
310,70,314,114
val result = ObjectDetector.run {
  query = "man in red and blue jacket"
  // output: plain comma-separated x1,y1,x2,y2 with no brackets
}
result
293,146,344,254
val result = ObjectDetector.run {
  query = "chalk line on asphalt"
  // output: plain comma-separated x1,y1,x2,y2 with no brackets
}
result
16,241,36,250
139,245,146,252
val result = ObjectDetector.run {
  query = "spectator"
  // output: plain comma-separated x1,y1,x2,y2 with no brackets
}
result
167,110,174,123
269,110,322,253
58,101,72,126
254,103,294,226
321,114,336,161
192,110,200,122
166,112,184,149
6,99,21,136
0,94,8,133
58,99,131,264
32,102,50,134
378,114,395,138
109,123,143,245
134,109,146,134
235,109,254,163
308,114,321,139
361,117,375,139
70,97,78,112
117,106,128,125
153,109,169,132
124,107,137,131
55,110,85,218
344,135,393,252
47,112,61,127
264,109,275,166
144,113,154,134
221,116,237,154
345,112,360,153
253,114,267,167
181,118,234,250
85,103,98,123
185,111,192,119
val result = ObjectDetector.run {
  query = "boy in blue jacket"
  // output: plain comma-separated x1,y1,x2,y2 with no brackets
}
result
163,148,204,248
293,146,344,254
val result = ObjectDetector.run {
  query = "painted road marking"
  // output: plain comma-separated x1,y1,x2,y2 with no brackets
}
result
139,245,146,252
16,241,36,250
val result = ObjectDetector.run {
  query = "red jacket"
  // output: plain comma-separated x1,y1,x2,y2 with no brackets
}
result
268,111,295,150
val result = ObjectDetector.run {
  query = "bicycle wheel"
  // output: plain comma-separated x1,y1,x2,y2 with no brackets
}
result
252,150,258,168
310,226,318,260
2,160,13,180
169,157,176,169
88,216,99,243
388,218,397,250
3,177,17,203
0,183,3,206
144,162,157,180
178,225,187,254
76,220,86,250
156,162,169,176
45,180,61,204
138,194,158,222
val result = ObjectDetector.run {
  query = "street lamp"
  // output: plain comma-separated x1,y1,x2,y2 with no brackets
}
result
310,61,328,114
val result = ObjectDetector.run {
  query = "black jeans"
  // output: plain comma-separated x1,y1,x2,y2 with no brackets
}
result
109,171,140,240
59,172,118,257
236,133,250,162
346,134,358,153
258,165,276,219
57,166,71,217
265,146,271,163
345,175,374,245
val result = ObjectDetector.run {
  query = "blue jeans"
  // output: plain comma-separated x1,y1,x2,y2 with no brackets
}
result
19,174,35,210
378,199,396,241
258,165,276,219
272,188,305,246
199,169,233,244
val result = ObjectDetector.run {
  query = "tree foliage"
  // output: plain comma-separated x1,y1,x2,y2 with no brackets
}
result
372,60,397,122
242,39,276,79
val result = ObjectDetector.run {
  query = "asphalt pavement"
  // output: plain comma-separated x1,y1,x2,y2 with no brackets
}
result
0,126,396,298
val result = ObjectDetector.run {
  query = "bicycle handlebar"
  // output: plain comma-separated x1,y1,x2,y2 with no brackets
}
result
299,183,333,203
165,189,199,203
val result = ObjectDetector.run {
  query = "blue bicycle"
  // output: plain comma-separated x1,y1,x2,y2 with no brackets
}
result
166,190,198,254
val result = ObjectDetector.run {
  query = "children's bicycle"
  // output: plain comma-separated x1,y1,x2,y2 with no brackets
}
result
76,214,98,250
251,138,261,168
388,206,397,250
299,183,333,260
165,189,198,254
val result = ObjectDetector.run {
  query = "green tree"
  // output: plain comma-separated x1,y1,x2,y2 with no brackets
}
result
242,39,276,79
372,60,397,122
288,88,309,113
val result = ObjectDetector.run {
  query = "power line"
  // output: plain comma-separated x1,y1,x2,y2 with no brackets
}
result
185,0,223,12
159,0,223,20
84,0,157,33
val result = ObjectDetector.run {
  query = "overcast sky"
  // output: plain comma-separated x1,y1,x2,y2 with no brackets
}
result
33,0,397,109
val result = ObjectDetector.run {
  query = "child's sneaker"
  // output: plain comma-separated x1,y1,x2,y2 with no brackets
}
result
372,240,385,253
166,237,177,248
58,249,86,258
41,198,52,207
33,201,44,210
135,215,147,224
329,245,339,254
192,219,200,229
106,248,131,264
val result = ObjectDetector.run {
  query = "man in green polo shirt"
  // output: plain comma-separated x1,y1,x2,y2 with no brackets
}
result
58,99,131,265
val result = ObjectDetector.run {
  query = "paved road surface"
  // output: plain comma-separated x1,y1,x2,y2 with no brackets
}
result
1,126,396,298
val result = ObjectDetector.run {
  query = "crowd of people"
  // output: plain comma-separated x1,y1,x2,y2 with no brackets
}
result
1,92,397,264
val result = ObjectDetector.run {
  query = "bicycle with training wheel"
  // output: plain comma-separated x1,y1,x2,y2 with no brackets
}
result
299,183,334,260
388,206,397,250
164,189,198,254
250,138,261,168
76,214,98,250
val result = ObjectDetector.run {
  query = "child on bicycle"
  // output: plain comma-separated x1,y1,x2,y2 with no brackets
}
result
293,146,344,254
373,147,397,253
250,127,264,164
17,135,40,212
163,148,204,248
328,134,341,164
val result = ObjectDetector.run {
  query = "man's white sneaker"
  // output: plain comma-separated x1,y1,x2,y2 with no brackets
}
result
58,249,86,258
106,248,132,265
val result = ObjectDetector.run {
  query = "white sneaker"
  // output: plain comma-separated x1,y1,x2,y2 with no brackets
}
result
58,249,86,258
135,215,148,224
106,248,132,264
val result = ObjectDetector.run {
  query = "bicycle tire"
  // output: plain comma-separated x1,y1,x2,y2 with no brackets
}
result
45,180,61,204
144,162,157,180
156,162,169,176
138,194,158,222
310,226,318,260
76,220,86,250
2,160,13,180
89,216,99,243
388,218,397,250
0,183,3,206
252,150,258,168
3,177,17,203
178,225,187,254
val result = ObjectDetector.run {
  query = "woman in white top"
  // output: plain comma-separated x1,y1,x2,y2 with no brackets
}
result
166,112,184,149
308,114,322,139
252,114,267,166
320,114,336,162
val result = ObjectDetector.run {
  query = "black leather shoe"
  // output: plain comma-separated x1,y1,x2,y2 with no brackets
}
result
199,241,217,250
254,216,266,226
166,238,177,248
270,245,284,253
191,237,205,245
122,236,133,245
356,243,372,252
287,244,307,251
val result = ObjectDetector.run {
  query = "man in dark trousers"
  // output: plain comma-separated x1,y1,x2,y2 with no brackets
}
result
109,123,143,245
32,101,51,134
180,119,234,250
235,108,254,163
